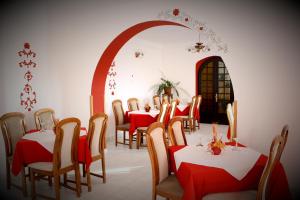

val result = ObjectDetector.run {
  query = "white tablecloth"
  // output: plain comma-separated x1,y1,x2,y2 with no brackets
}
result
23,129,87,153
174,145,261,180
177,104,189,112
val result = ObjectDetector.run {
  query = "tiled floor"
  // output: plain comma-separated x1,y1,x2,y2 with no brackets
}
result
0,123,228,200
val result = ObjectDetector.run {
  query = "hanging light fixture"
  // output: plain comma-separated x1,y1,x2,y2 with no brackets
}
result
188,27,210,53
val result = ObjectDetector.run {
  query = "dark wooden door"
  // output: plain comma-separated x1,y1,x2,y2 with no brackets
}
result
197,57,234,124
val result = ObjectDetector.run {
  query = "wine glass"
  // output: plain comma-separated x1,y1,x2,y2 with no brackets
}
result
232,137,239,151
40,121,45,133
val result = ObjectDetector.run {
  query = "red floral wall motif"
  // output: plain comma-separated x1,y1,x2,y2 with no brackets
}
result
108,61,117,95
18,42,37,111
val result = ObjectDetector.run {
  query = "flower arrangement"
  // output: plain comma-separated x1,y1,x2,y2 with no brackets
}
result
209,123,225,155
157,78,180,97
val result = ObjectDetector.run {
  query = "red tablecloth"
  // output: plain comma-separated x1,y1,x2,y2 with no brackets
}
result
168,145,291,200
126,112,158,134
12,133,91,176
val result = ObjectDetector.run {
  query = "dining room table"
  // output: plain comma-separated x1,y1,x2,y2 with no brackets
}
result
12,128,92,176
168,141,291,200
125,109,160,134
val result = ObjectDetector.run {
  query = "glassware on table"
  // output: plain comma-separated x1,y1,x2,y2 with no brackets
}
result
232,137,239,151
40,121,45,133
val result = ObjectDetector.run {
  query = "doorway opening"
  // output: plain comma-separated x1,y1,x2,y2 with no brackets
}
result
196,56,234,124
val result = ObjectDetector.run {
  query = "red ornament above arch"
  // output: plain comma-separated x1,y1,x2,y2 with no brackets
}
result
91,20,188,113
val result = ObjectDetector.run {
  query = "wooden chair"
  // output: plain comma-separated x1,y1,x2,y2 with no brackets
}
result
194,95,202,129
136,103,169,149
153,95,161,110
146,122,183,200
34,108,58,130
168,117,187,146
162,94,169,104
227,101,237,142
178,96,197,133
29,118,81,200
0,112,28,196
280,124,289,157
169,100,177,121
79,113,108,192
127,97,140,111
203,134,285,200
112,99,132,147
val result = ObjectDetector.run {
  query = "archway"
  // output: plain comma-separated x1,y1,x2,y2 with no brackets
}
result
91,20,188,113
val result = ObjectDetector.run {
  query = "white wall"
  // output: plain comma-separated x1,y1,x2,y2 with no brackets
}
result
1,0,300,197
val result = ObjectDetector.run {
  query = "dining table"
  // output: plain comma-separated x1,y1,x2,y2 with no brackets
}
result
12,128,91,176
168,142,291,200
125,110,160,134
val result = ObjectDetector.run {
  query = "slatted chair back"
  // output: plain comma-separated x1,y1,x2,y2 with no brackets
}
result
157,103,168,124
127,98,140,111
169,100,177,120
112,99,125,126
146,122,168,185
168,117,187,146
53,118,80,171
34,108,57,130
153,95,161,110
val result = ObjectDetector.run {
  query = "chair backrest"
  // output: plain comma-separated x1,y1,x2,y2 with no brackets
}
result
257,135,285,200
87,113,108,157
226,103,235,141
157,102,168,124
112,99,125,126
153,95,161,110
168,117,187,146
0,112,26,157
169,100,177,120
146,122,168,185
127,98,139,111
189,96,197,118
34,108,57,130
53,117,80,171
162,94,169,104
196,95,202,110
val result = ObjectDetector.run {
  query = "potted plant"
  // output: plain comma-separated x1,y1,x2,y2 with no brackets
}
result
157,78,180,97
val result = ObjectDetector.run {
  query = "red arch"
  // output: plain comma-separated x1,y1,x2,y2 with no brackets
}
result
91,20,188,113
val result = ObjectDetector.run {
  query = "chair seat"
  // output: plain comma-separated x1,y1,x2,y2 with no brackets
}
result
156,174,183,200
137,127,147,131
177,115,189,119
203,190,257,200
28,162,53,172
117,123,130,130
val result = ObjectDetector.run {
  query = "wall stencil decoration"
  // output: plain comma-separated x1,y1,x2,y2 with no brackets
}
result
158,8,228,53
18,42,37,111
108,61,117,95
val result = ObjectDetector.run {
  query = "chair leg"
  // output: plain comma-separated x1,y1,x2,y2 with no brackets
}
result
30,170,36,200
136,131,140,149
129,134,133,149
123,131,126,144
21,167,28,196
86,168,91,192
75,164,81,197
54,175,60,200
63,173,67,186
82,163,86,177
102,155,106,183
6,160,11,190
115,130,118,146
48,175,52,186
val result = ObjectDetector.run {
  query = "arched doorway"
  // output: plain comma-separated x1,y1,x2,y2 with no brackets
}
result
91,20,188,113
196,56,234,124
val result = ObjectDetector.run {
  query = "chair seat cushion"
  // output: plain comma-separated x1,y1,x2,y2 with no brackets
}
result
203,190,257,200
117,123,130,130
137,127,147,131
156,174,183,200
28,162,53,172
